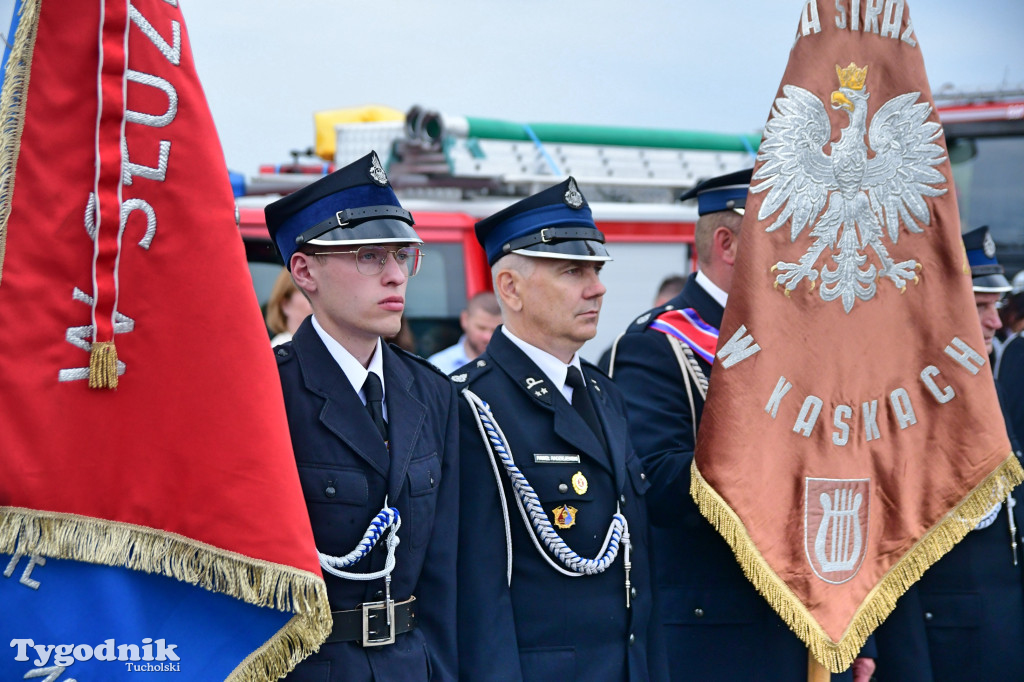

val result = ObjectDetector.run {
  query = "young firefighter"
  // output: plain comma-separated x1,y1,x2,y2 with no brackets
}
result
265,152,458,681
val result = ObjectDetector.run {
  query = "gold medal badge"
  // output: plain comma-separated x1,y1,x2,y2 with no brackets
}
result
571,471,588,495
552,504,577,529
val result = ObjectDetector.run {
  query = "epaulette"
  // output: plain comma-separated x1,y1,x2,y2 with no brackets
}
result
389,343,451,380
273,342,295,365
449,355,493,387
624,302,677,334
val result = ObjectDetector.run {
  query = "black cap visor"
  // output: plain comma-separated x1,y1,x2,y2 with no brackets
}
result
512,239,611,262
972,273,1012,293
305,218,423,247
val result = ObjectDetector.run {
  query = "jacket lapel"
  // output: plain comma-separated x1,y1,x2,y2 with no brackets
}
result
292,321,390,478
586,368,628,491
490,332,613,475
381,344,426,502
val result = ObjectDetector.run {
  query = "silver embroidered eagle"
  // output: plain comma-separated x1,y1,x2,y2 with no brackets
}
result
751,63,948,312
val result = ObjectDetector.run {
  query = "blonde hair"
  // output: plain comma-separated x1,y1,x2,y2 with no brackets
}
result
265,269,300,335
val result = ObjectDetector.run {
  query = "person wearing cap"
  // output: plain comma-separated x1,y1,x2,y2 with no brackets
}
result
609,169,873,681
872,225,1024,682
264,151,458,681
454,178,663,681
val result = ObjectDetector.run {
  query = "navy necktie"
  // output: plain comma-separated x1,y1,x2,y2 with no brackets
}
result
566,366,606,451
362,373,388,443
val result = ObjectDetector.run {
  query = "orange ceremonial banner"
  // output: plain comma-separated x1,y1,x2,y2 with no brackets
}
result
692,0,1024,673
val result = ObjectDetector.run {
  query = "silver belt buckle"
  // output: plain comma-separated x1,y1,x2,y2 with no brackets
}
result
361,599,396,647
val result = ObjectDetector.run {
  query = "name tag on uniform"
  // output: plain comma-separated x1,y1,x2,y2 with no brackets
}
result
534,454,581,464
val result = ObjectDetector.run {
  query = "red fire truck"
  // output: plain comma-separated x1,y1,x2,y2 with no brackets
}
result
238,95,1024,361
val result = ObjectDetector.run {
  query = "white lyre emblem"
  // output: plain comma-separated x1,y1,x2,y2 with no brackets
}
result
752,63,948,312
804,477,870,584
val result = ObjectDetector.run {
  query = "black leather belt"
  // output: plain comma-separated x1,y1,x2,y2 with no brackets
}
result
326,596,417,647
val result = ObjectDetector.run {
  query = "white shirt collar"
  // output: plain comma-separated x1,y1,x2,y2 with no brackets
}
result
501,326,582,402
695,269,728,309
311,315,386,415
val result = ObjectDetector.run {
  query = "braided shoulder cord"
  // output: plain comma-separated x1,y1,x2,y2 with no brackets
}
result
670,336,709,398
318,506,402,581
463,389,630,581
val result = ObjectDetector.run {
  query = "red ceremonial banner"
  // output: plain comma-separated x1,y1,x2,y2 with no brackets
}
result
692,0,1024,672
0,1,331,679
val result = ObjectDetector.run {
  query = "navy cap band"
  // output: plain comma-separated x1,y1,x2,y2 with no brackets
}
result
696,185,748,215
484,203,597,265
272,183,400,262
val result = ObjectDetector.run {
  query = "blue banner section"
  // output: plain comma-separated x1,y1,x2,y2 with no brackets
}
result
1,553,292,680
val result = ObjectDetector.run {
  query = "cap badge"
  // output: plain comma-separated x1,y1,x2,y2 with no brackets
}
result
983,231,996,258
552,504,577,529
571,471,588,495
368,152,389,187
564,178,584,209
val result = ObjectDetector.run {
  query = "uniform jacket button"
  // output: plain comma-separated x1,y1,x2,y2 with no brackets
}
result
559,483,569,494
694,608,705,618
924,611,933,621
325,486,336,498
630,587,637,599
628,633,635,645
620,494,627,504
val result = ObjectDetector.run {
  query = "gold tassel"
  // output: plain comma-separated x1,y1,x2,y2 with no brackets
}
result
88,341,119,389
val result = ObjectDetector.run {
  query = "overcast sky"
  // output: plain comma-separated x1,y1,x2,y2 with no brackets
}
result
182,1,1024,177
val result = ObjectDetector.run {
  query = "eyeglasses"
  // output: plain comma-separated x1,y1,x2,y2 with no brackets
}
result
312,245,424,277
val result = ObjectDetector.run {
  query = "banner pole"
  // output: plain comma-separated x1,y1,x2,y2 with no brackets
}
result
808,651,831,682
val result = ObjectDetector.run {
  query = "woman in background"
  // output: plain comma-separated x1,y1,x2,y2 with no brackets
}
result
265,269,312,346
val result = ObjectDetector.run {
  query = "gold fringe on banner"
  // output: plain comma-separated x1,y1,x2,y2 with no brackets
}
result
0,507,332,682
0,0,42,287
691,453,1024,673
88,340,119,389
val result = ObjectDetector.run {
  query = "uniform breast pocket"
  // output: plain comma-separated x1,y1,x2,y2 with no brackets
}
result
626,455,651,497
297,465,369,556
406,453,441,549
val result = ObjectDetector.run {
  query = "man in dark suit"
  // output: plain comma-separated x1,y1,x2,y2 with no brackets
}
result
455,178,663,681
264,151,458,681
872,226,1024,681
610,170,872,681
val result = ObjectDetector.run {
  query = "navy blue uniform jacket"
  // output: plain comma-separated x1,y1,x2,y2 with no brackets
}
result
997,333,1024,442
455,330,662,681
277,318,458,682
611,274,859,681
